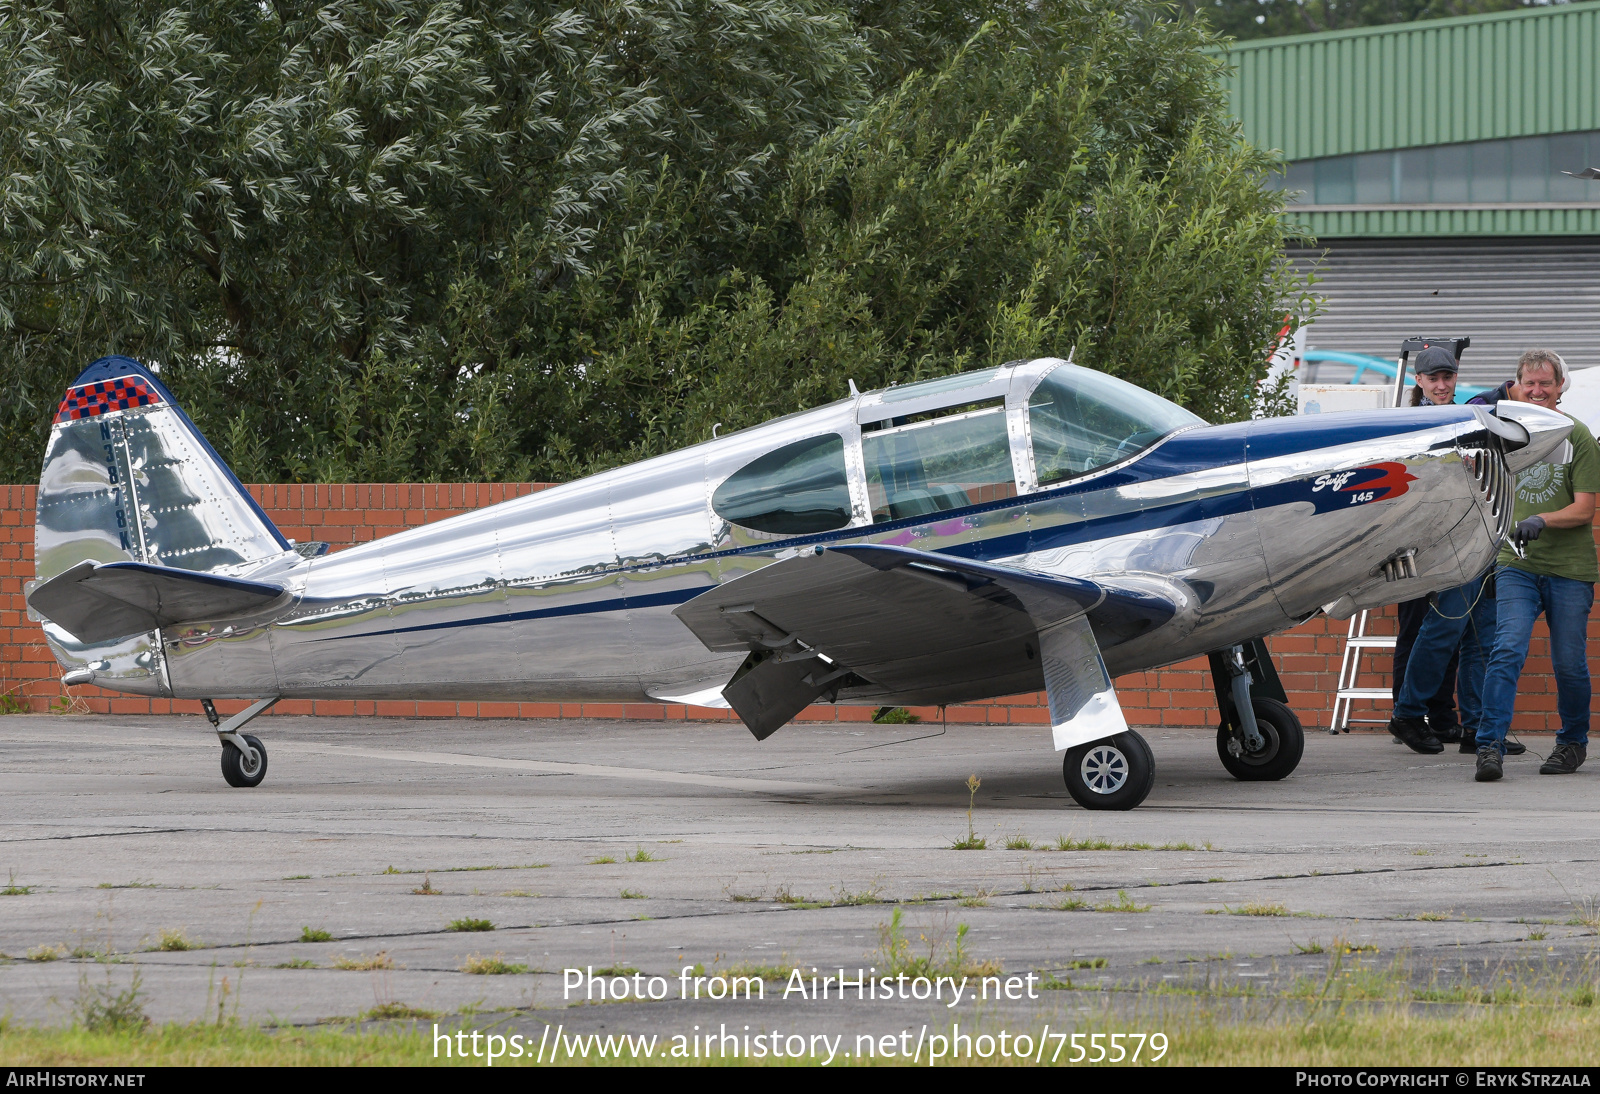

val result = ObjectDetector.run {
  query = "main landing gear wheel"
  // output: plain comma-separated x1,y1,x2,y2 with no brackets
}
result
1216,697,1304,782
221,734,268,788
1062,731,1155,811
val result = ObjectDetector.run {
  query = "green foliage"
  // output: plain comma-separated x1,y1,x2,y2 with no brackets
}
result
1180,0,1549,43
0,0,1311,484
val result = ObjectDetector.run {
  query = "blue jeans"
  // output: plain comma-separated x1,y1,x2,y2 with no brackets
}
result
1393,573,1496,740
1478,567,1596,751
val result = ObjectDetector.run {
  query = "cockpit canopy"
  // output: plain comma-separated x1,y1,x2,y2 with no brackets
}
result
711,362,1203,535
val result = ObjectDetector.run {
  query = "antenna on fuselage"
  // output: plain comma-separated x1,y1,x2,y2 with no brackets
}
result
848,379,860,397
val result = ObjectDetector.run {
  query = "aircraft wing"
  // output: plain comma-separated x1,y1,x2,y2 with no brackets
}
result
27,560,288,644
673,543,1183,747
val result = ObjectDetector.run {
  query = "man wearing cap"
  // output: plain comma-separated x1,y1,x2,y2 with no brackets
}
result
1473,349,1600,782
1390,345,1471,751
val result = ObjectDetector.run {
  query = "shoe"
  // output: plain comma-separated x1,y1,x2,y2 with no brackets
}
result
1504,740,1526,756
1458,736,1478,754
1431,720,1463,742
1475,746,1504,782
1540,743,1587,775
1388,715,1444,755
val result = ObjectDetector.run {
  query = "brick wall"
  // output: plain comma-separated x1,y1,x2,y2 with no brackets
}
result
0,484,1580,733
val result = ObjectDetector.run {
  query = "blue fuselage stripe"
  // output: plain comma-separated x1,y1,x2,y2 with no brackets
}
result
312,409,1469,644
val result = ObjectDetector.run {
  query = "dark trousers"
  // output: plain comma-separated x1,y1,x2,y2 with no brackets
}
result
1392,596,1460,732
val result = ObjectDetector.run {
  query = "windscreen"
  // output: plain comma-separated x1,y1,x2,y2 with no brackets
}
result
1028,365,1204,486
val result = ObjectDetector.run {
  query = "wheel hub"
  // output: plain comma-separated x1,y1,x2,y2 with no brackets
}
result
1079,744,1129,795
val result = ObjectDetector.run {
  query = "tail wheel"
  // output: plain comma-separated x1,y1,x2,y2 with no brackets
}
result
1062,731,1155,811
1216,697,1304,782
221,734,268,788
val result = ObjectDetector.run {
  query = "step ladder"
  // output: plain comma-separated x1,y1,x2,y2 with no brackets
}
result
1330,610,1395,734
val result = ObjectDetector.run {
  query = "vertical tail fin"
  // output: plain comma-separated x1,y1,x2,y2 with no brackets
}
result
36,355,289,589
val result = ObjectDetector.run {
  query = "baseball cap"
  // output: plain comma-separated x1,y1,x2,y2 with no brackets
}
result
1414,344,1459,375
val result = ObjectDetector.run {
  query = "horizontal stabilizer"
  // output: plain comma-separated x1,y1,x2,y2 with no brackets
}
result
27,560,288,644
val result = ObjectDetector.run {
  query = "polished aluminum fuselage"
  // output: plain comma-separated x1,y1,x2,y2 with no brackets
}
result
39,359,1516,706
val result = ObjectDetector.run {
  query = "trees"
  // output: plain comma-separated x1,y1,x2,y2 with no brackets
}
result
0,0,1311,484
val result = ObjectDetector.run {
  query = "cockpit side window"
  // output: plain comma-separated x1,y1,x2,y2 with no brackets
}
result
1027,366,1205,486
862,405,1015,524
712,434,852,535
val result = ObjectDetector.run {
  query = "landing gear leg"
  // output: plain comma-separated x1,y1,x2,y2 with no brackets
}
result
1207,641,1304,782
205,697,278,788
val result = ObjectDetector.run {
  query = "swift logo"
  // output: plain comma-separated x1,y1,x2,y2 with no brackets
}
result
1310,462,1416,507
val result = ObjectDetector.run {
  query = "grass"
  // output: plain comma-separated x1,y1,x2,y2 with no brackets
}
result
8,1003,1600,1065
151,929,199,952
619,889,647,900
589,856,617,865
591,965,639,976
625,847,660,862
331,952,394,971
1412,910,1454,922
299,927,333,943
363,1003,437,1021
274,958,317,969
461,952,529,975
3,871,32,896
412,875,441,896
1050,837,1203,852
446,917,494,932
1066,957,1108,969
1004,833,1035,851
1096,890,1152,913
1225,903,1290,917
27,944,66,962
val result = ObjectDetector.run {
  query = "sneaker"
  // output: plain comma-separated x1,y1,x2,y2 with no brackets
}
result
1458,734,1478,754
1475,746,1504,782
1388,715,1444,755
1505,740,1527,756
1539,743,1587,775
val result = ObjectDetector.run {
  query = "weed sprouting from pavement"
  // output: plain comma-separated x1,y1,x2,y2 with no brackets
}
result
1005,833,1035,851
332,952,394,971
619,889,647,900
2,871,31,896
275,958,317,969
152,929,199,952
873,907,995,978
411,875,441,896
589,856,618,865
299,927,332,943
73,966,148,1033
626,847,660,863
364,1002,437,1020
461,953,529,975
951,775,986,850
447,918,494,932
1228,903,1290,917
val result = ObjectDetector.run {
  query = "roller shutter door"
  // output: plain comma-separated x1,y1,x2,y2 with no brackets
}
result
1290,237,1600,386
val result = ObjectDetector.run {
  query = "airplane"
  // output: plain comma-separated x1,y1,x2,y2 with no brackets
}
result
27,354,1572,809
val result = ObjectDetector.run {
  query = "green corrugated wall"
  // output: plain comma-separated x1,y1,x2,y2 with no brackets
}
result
1222,1,1600,161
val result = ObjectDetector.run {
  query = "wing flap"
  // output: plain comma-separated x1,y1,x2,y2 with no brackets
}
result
674,543,1185,743
27,560,288,644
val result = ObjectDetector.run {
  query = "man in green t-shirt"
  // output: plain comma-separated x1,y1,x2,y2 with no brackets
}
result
1474,349,1600,782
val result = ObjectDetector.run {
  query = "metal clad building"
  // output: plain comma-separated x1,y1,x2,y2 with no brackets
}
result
1220,3,1600,380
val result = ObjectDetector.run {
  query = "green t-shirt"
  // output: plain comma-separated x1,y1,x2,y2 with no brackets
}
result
1497,413,1600,583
